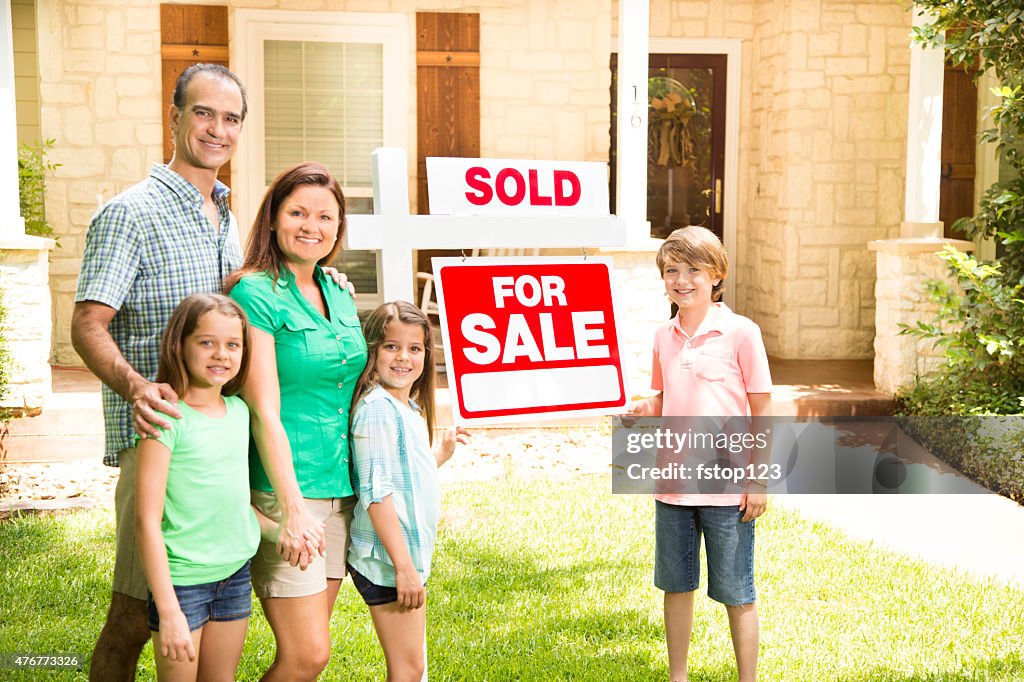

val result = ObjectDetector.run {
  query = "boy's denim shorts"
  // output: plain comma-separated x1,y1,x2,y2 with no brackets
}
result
148,560,253,632
654,502,756,606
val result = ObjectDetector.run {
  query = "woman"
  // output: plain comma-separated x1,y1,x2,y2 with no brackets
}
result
226,162,367,681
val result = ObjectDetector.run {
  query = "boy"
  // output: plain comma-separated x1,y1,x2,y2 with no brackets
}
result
629,226,772,682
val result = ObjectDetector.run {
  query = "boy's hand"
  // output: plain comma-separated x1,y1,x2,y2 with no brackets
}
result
395,567,426,611
739,489,767,522
159,608,196,662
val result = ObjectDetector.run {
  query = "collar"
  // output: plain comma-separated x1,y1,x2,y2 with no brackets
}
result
363,384,421,413
673,301,732,339
150,163,230,208
273,264,326,290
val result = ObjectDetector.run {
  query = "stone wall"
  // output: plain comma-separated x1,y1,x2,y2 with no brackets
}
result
869,239,968,395
39,0,613,365
0,245,53,412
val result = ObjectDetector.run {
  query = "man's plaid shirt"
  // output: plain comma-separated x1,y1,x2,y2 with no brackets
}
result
75,164,243,466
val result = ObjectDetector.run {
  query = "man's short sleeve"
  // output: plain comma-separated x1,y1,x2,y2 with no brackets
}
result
75,202,143,310
229,275,279,335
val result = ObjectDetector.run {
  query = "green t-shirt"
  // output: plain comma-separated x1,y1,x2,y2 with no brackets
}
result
229,267,368,497
149,396,260,585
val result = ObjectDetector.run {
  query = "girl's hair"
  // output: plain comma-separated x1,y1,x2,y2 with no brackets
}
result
157,293,251,398
656,225,729,302
224,162,346,291
352,301,438,444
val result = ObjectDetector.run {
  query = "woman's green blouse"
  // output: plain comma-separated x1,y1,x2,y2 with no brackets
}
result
230,267,368,498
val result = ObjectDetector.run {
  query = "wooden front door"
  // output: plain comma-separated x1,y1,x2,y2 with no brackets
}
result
610,53,728,241
939,64,978,239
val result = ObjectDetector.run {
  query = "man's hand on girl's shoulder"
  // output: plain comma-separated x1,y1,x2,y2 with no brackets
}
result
322,266,356,296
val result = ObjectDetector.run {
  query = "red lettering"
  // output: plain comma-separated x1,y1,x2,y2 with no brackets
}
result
528,169,553,206
496,168,526,205
465,167,492,206
553,170,582,206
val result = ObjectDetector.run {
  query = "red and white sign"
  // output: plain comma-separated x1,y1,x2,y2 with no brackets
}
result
432,257,627,424
426,157,610,217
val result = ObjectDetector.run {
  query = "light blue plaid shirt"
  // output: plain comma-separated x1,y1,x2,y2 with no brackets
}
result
348,385,441,587
75,164,242,466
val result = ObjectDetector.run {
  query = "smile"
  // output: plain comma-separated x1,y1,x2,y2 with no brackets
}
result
296,236,321,244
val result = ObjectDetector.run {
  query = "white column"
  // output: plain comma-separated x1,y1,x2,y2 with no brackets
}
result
0,0,25,240
370,147,415,303
615,0,650,243
903,8,945,238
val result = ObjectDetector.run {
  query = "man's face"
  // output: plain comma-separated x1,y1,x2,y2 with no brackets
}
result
169,73,244,173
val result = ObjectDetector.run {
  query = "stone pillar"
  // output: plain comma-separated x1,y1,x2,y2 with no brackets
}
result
1,1,56,415
867,238,972,395
614,0,650,243
600,241,665,399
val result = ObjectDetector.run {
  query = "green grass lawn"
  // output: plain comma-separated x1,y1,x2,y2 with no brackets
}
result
1,477,1022,680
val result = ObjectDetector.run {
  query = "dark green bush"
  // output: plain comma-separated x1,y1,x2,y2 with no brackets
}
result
17,139,60,242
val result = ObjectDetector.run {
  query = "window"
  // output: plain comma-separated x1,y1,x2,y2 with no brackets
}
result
234,10,409,304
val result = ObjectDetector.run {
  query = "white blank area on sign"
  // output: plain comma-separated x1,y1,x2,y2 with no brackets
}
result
461,365,622,413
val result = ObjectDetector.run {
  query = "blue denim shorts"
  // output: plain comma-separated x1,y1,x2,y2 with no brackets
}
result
347,564,428,607
654,502,756,606
147,561,253,632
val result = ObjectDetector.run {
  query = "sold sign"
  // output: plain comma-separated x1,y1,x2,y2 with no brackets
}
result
426,158,609,216
432,257,627,424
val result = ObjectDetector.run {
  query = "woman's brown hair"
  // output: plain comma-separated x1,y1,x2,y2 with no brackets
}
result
224,162,346,291
157,293,251,398
351,301,438,444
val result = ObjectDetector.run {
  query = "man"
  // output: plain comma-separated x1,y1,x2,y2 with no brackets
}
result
72,64,325,680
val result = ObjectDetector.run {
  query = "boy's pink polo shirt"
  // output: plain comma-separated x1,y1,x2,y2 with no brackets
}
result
651,302,772,506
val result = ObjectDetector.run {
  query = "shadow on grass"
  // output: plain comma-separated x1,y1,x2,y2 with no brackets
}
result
837,651,1024,682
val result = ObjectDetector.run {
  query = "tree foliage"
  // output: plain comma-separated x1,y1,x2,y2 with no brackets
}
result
901,1,1024,414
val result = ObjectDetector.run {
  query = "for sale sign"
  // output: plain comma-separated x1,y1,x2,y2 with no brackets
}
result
432,257,627,424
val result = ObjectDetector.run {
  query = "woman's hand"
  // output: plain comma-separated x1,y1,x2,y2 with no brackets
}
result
159,608,196,662
434,426,470,466
277,504,326,570
395,566,425,611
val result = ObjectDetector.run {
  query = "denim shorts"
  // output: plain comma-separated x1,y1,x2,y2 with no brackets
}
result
348,564,427,607
654,502,756,606
147,561,253,632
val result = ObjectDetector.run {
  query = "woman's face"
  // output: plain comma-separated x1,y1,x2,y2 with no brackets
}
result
274,185,341,268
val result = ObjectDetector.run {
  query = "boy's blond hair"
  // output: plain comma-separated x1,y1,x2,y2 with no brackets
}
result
656,226,728,302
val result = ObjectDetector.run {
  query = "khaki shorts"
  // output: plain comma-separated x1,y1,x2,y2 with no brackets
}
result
249,489,355,599
113,447,150,601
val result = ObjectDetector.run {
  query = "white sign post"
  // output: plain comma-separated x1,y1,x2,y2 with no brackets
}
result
343,148,628,303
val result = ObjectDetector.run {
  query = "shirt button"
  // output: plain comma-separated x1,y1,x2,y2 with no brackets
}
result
335,334,341,340
338,383,344,389
341,433,347,440
338,408,344,415
342,359,347,365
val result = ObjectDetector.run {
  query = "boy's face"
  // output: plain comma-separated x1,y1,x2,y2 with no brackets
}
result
662,260,720,310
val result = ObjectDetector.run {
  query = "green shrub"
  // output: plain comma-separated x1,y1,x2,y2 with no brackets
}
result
17,139,60,242
899,2,1024,416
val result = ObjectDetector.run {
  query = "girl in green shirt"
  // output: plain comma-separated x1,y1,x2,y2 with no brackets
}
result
135,293,261,681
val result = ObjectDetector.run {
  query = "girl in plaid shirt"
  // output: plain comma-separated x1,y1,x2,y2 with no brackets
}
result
347,301,469,681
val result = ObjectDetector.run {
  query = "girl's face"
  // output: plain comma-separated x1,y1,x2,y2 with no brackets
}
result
274,185,341,268
663,259,720,311
375,320,426,404
183,311,245,391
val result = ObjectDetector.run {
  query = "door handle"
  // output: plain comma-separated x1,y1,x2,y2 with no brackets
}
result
714,178,722,214
941,162,953,179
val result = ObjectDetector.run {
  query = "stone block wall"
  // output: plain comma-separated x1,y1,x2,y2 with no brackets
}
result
870,240,966,395
39,0,612,365
0,245,53,411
